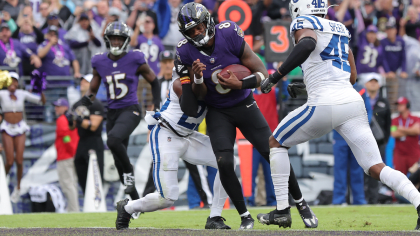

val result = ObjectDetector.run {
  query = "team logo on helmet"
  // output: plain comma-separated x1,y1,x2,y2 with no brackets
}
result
293,0,299,3
196,4,204,18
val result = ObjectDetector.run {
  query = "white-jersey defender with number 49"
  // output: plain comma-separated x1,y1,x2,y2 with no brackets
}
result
289,15,362,106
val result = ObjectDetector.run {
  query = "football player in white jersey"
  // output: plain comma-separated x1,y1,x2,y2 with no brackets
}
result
115,61,231,230
257,0,420,230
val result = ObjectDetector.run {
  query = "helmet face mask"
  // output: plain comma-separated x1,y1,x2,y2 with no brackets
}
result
177,3,215,47
104,22,131,56
289,0,328,20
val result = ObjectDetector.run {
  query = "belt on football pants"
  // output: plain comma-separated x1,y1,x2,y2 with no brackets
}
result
158,117,191,138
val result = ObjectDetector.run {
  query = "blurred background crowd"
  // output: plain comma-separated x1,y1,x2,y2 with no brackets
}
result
1,0,420,213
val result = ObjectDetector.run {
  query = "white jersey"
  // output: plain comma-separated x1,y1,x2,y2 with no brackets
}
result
159,69,207,136
290,15,362,106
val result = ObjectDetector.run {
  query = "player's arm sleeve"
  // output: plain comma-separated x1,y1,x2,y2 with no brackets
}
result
173,65,199,117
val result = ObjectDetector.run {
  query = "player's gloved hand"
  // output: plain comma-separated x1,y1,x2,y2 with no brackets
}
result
80,95,93,107
174,59,189,78
65,110,75,127
287,82,307,98
76,115,84,126
261,74,280,94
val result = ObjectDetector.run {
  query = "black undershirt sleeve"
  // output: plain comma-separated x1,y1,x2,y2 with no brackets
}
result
179,83,198,117
150,78,161,110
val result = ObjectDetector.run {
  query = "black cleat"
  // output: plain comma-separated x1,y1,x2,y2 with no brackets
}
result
415,206,420,230
205,216,231,229
296,199,318,228
123,172,135,194
115,199,132,230
257,207,292,228
239,214,254,229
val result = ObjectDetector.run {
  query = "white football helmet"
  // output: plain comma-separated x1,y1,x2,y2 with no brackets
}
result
289,0,328,20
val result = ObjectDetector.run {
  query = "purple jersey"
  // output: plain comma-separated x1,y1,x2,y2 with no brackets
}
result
0,38,33,75
356,32,389,74
135,35,164,75
381,36,406,73
176,21,249,108
37,41,75,76
41,28,68,42
18,32,38,53
91,50,147,109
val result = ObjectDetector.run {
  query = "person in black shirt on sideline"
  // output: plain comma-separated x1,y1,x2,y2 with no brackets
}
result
70,74,105,193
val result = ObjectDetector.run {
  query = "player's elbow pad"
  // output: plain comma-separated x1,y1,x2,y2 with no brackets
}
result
278,37,317,76
179,84,198,117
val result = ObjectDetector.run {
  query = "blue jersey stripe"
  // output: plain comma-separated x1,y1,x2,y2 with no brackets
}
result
149,126,159,194
308,15,324,31
155,125,164,198
279,107,316,144
160,90,171,112
274,106,309,139
297,16,319,30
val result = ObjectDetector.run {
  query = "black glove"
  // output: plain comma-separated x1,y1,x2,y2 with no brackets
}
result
76,115,84,126
261,74,280,94
80,95,93,107
174,59,189,78
65,110,74,127
287,82,307,98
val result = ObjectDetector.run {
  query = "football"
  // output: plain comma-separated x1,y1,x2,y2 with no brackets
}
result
219,64,252,80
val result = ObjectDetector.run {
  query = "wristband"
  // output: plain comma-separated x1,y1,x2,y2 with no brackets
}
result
180,76,191,85
241,74,257,89
194,74,204,84
256,72,266,81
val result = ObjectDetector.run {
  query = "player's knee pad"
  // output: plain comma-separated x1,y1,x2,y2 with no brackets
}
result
106,136,122,151
215,150,235,173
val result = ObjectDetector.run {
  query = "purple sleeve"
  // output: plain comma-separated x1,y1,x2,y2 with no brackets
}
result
401,39,406,72
343,11,352,22
133,50,147,67
17,41,33,58
176,43,193,66
223,21,245,58
68,40,89,49
381,55,390,73
91,54,99,69
66,46,76,61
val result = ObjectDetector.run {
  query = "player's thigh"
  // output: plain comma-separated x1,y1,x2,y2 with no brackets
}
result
273,104,331,147
107,105,141,140
206,108,236,153
183,132,218,169
334,105,383,174
149,125,183,200
235,104,272,159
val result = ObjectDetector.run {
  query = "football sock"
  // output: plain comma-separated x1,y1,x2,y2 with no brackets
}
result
210,172,228,218
240,211,251,218
294,197,304,204
380,166,420,208
270,147,290,211
124,192,174,214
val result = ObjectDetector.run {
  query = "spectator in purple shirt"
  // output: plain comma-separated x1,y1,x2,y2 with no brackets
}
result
130,12,164,75
381,20,408,110
37,25,81,78
41,14,68,42
12,12,44,75
0,22,41,75
93,0,109,27
356,25,389,76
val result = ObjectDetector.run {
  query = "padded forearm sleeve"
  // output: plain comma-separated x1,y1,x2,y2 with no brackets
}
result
278,37,317,76
179,83,198,117
150,78,161,110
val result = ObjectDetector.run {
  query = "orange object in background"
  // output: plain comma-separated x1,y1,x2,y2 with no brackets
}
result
236,128,253,197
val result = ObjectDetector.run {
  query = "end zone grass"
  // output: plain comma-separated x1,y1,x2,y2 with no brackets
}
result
0,205,416,231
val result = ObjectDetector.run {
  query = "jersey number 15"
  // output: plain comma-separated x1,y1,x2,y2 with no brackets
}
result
106,73,128,100
320,34,350,72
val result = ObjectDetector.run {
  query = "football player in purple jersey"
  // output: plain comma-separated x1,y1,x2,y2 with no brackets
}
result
79,22,161,201
176,3,317,229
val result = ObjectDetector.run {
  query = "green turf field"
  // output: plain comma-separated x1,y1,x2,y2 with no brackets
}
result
0,205,417,231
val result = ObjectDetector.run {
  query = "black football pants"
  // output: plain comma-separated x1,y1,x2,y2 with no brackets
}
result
206,93,302,215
